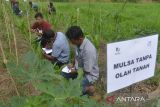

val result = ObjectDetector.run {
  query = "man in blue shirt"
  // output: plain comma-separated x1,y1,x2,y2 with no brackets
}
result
41,30,70,67
66,26,99,96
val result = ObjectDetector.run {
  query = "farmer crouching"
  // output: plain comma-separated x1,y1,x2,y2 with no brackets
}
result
66,26,99,96
41,30,70,68
12,1,22,16
31,12,52,42
29,1,38,12
48,2,56,15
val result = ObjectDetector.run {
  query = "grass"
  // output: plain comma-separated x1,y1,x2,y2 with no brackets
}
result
39,2,160,53
0,1,160,107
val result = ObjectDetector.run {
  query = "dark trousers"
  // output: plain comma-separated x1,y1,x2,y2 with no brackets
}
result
52,58,68,68
55,61,67,68
61,72,78,80
13,5,21,16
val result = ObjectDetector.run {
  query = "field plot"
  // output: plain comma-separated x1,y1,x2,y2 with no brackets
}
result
0,1,160,107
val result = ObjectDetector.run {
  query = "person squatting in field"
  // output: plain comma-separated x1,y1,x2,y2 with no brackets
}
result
10,0,22,16
31,12,52,42
41,30,70,68
48,2,56,15
29,0,39,12
65,26,99,96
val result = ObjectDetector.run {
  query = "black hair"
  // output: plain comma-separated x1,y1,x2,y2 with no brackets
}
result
29,1,32,6
41,30,55,47
66,26,84,40
35,12,43,19
41,38,48,47
49,2,53,7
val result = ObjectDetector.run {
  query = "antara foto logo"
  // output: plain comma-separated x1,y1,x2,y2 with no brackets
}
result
106,95,146,104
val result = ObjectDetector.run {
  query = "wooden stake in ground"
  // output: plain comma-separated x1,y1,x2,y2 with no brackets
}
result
0,40,20,96
2,3,12,54
76,8,80,25
0,40,7,65
11,24,19,65
27,12,32,45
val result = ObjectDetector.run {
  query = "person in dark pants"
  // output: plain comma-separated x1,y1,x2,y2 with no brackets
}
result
12,1,22,16
61,70,78,80
66,26,99,96
41,30,70,68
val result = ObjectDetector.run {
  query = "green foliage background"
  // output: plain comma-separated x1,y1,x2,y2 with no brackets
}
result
0,0,160,107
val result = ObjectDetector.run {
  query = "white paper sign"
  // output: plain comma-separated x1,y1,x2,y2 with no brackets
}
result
107,34,158,93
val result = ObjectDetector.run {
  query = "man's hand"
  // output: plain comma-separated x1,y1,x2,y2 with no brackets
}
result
31,29,42,36
42,52,54,61
67,64,77,74
31,29,37,33
67,63,74,69
42,51,46,58
70,69,77,74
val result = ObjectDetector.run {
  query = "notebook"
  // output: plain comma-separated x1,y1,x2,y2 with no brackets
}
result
62,66,71,73
42,48,52,54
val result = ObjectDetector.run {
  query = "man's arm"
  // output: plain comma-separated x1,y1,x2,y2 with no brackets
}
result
68,57,75,68
82,49,95,73
31,29,42,37
30,22,40,35
49,42,62,62
31,28,37,33
43,52,55,61
68,61,77,74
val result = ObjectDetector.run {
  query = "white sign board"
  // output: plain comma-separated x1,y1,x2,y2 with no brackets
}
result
107,34,158,93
